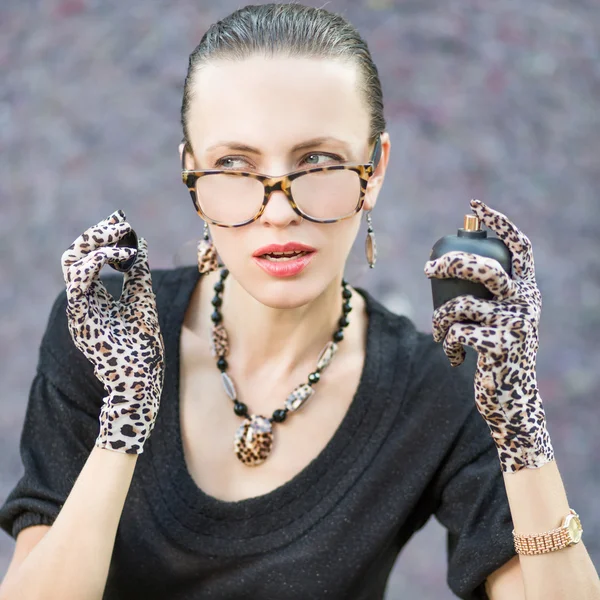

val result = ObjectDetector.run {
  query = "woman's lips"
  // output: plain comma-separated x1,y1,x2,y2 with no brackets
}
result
252,241,317,257
253,250,316,277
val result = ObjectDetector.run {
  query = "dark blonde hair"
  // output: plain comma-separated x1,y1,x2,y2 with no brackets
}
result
180,3,386,147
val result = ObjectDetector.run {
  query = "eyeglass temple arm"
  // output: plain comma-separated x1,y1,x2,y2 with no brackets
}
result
181,139,189,171
370,135,382,171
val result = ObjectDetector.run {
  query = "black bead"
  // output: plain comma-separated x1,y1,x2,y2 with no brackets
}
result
217,357,228,371
338,316,349,328
272,408,287,423
333,330,344,342
211,310,222,324
343,301,352,314
234,402,248,416
211,296,222,307
308,372,320,384
341,278,348,287
342,288,352,299
213,281,224,293
221,268,229,279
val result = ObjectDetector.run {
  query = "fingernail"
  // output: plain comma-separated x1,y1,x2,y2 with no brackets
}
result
109,209,126,222
106,210,125,224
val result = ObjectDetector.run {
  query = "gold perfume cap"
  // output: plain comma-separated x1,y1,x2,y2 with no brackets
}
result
463,215,480,231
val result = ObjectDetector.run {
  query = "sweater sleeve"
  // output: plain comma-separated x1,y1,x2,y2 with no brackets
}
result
0,275,128,540
405,332,517,600
424,342,517,600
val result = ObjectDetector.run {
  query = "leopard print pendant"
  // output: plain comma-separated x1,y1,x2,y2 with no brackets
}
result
234,415,273,466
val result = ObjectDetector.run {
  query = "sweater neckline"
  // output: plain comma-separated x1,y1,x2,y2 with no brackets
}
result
148,266,405,556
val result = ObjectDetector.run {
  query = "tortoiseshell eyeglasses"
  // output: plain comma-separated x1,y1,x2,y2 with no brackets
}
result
181,136,382,228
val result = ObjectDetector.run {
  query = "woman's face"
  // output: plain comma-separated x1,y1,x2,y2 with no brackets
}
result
183,55,390,309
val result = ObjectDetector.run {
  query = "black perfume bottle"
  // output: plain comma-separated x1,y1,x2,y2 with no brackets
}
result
109,228,139,273
430,215,512,311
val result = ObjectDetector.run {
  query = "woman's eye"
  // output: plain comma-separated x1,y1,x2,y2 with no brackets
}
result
215,157,249,169
302,153,343,166
214,153,343,170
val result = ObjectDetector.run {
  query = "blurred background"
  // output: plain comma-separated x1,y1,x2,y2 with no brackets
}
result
1,0,598,597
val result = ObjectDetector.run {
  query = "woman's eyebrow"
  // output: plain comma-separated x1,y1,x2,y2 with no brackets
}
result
204,137,352,154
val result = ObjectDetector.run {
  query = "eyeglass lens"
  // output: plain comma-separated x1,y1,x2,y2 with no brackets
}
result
194,169,361,225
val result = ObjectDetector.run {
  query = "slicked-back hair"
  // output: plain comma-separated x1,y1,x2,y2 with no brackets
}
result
181,3,386,149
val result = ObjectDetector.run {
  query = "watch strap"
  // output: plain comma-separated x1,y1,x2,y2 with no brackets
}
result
512,509,581,556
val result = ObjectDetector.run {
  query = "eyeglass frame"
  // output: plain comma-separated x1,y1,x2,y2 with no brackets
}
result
180,135,382,228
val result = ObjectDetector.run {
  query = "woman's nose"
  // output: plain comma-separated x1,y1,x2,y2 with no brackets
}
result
259,189,302,227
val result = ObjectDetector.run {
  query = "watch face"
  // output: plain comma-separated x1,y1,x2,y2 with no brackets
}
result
567,515,583,543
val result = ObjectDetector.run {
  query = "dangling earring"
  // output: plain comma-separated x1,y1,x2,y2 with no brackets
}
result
197,221,219,274
365,210,377,268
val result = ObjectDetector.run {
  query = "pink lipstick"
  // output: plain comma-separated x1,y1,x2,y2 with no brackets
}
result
252,242,317,278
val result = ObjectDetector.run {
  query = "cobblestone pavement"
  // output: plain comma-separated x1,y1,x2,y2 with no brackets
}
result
1,0,599,597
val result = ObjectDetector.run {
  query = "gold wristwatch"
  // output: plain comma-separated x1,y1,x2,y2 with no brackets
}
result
513,509,583,555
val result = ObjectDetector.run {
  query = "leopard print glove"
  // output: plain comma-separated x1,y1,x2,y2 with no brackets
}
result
61,209,165,455
424,199,554,474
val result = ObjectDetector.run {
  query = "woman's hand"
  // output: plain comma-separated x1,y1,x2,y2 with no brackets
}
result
424,199,554,474
61,209,165,455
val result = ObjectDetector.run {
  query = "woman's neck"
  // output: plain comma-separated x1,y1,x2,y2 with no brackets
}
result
194,269,364,383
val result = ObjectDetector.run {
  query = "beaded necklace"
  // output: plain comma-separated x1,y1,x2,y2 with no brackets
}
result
209,268,352,466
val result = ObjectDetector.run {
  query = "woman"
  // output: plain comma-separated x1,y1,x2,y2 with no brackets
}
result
0,3,598,599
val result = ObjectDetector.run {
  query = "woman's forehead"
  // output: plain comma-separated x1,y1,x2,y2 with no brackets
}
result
186,55,370,151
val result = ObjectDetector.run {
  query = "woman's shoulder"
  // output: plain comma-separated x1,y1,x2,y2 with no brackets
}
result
360,286,477,403
358,285,433,356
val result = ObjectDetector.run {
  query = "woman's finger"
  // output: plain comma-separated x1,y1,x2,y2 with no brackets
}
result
469,199,535,282
424,250,516,300
441,321,473,366
120,237,157,311
444,322,507,364
65,247,134,341
65,278,90,324
61,210,132,284
431,295,506,342
442,317,534,369
68,246,137,296
442,321,506,367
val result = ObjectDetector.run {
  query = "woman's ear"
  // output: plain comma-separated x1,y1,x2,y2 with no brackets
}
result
180,141,196,170
363,131,391,212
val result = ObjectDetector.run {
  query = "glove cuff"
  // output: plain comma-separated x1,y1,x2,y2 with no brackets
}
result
497,424,555,474
96,399,154,455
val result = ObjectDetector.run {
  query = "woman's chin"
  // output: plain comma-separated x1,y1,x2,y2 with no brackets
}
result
246,269,332,310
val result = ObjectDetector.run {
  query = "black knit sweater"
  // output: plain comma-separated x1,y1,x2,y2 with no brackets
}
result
0,265,516,599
